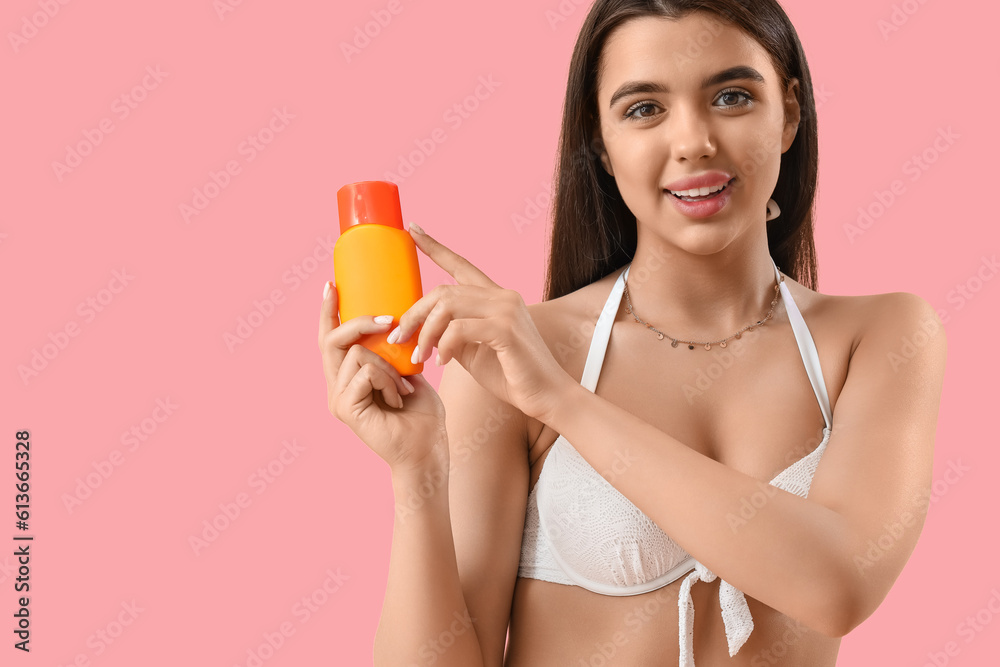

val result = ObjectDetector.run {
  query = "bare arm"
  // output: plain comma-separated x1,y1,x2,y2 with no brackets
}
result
373,456,485,667
539,292,946,638
373,358,529,667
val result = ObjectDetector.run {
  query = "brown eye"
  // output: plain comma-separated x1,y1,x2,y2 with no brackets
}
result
623,101,659,121
715,89,754,109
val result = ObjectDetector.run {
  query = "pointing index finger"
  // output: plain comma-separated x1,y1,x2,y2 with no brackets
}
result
409,223,498,289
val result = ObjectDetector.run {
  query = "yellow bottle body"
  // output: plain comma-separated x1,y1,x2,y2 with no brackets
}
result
333,224,423,376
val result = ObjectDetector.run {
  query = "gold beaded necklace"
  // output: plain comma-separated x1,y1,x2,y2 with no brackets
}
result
622,268,784,350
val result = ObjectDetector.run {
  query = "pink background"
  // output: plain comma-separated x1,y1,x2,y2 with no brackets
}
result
2,0,996,664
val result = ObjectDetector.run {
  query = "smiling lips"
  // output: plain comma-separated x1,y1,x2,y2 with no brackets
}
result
664,170,735,201
663,175,735,218
667,181,730,201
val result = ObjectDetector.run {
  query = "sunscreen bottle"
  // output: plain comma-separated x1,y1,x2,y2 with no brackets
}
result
334,180,423,376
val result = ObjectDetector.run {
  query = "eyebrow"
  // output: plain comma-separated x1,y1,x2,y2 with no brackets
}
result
607,65,766,109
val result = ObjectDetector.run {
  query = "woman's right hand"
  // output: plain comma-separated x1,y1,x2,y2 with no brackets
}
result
318,280,448,473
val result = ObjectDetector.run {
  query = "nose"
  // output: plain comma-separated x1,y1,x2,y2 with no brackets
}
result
667,103,716,162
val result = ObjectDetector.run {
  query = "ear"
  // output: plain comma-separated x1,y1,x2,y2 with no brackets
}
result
591,132,614,177
781,77,801,154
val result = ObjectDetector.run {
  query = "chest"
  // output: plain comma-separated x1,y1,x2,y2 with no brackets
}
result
526,307,848,495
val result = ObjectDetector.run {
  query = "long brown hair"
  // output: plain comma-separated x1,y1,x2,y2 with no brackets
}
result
542,0,819,301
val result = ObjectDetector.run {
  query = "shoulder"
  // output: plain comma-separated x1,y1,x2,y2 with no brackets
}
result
525,267,622,358
849,291,947,369
786,277,946,366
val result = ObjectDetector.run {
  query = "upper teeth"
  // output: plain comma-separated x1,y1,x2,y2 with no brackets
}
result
669,183,726,197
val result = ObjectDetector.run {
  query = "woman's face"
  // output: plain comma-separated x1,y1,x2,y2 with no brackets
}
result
593,12,800,255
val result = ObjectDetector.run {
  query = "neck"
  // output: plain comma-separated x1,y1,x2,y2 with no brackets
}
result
624,240,781,341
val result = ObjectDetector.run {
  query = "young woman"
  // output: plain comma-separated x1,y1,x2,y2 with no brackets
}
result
319,1,946,665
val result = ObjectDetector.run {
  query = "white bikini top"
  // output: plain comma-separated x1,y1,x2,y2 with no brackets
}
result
517,257,833,667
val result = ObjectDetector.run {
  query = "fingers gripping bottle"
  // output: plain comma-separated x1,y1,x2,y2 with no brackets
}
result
334,180,424,376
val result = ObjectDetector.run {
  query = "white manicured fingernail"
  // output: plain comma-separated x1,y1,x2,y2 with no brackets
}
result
410,345,420,365
323,281,332,300
387,326,400,344
408,222,424,235
401,377,414,393
396,394,404,409
374,315,394,325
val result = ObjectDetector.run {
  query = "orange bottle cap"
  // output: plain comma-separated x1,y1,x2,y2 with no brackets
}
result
337,181,404,234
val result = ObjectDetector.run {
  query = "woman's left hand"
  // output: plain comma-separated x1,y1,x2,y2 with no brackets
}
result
390,223,571,424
